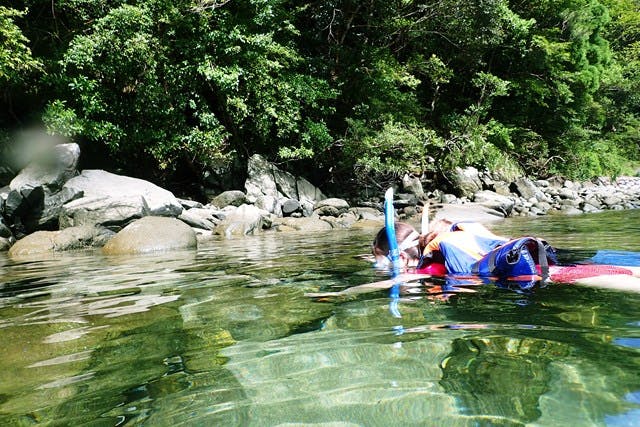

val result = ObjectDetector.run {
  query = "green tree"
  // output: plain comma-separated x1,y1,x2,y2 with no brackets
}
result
0,6,42,124
42,0,335,182
2,0,638,195
0,6,41,85
296,0,534,185
598,0,640,167
496,0,617,177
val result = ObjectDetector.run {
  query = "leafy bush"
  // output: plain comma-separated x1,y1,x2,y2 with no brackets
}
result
0,6,42,85
43,0,335,180
3,0,640,192
342,120,444,182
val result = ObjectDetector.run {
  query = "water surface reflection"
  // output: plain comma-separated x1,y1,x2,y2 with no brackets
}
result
0,211,639,425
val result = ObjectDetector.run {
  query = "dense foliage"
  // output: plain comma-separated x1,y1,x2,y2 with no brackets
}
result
2,0,639,196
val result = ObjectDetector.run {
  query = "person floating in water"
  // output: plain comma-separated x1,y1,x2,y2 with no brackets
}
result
372,220,640,289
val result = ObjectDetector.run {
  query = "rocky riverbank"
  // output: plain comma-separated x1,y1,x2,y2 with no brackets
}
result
1,142,639,256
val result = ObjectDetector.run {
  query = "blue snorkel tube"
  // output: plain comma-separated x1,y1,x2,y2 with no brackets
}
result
384,188,402,319
384,188,402,280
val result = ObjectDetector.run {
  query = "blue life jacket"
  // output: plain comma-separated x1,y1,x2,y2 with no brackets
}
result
421,222,508,274
471,237,558,279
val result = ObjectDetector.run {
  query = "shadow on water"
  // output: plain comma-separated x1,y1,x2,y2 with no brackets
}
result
0,210,639,425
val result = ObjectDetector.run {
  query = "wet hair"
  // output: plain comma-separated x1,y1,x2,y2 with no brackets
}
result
372,222,421,261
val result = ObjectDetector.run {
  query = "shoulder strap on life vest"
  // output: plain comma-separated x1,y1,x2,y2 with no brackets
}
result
471,237,556,279
536,238,550,279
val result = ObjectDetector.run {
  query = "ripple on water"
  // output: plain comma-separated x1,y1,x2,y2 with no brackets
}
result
1,216,640,425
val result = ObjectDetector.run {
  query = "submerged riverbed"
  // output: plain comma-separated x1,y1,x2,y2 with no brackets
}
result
1,210,640,426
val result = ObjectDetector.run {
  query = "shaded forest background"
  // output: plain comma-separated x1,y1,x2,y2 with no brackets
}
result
2,0,640,199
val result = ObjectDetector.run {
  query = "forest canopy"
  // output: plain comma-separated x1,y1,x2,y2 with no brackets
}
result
2,0,639,197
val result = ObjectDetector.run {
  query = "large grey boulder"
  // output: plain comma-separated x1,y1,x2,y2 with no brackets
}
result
102,216,197,255
3,185,54,235
601,194,624,209
214,204,271,237
281,198,301,216
60,170,183,229
209,190,247,208
244,154,325,217
293,176,326,216
4,185,44,219
254,194,278,213
4,143,82,233
177,198,204,210
9,143,80,194
8,225,114,257
313,198,350,217
245,154,278,203
321,211,360,229
512,177,546,201
451,167,483,199
178,207,219,230
273,169,326,211
0,130,71,185
61,195,149,230
24,186,84,231
558,205,583,215
8,231,56,256
402,174,425,199
273,216,333,232
557,187,578,200
351,207,384,221
272,168,298,200
473,190,515,216
393,193,420,208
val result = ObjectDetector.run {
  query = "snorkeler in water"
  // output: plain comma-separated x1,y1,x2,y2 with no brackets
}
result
372,220,640,288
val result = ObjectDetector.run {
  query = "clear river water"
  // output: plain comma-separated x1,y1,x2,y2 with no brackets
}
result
1,210,640,426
